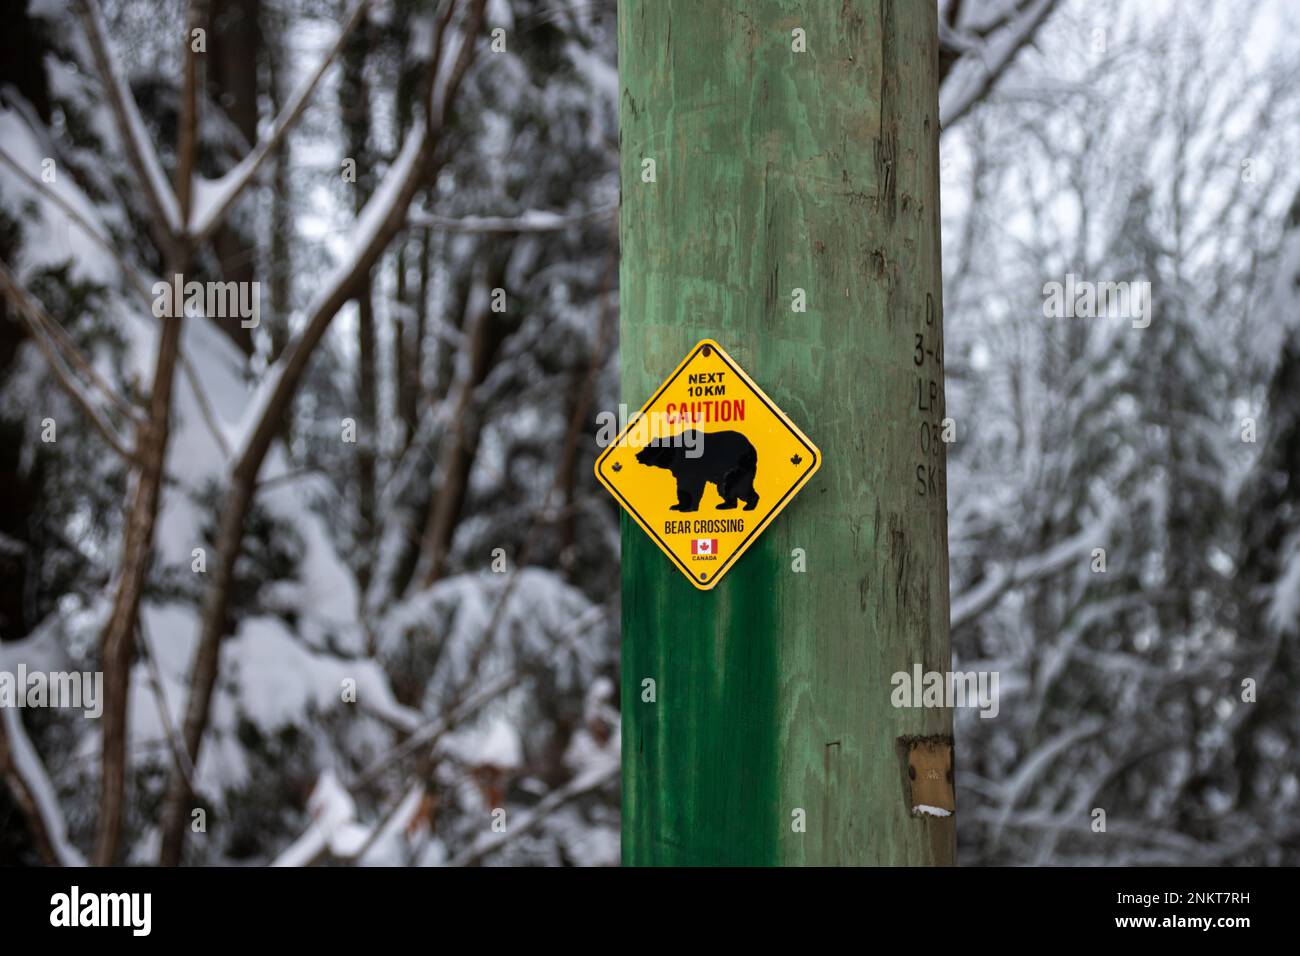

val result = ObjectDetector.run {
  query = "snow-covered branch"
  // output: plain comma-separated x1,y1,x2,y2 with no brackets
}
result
939,0,1060,128
0,259,138,462
0,707,85,867
189,0,373,242
271,773,426,867
76,0,182,241
0,144,155,305
276,670,520,867
407,205,616,234
995,717,1106,813
353,671,522,789
950,512,1105,629
234,1,487,481
159,0,491,867
447,759,617,867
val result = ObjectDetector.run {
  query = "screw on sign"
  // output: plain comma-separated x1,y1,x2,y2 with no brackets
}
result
594,339,821,590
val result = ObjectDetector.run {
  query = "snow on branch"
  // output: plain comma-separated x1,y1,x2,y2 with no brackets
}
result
156,0,488,869
0,144,155,305
275,670,520,867
231,117,433,475
272,771,372,867
950,508,1108,629
189,0,372,242
272,777,429,868
77,0,182,240
0,259,138,462
353,671,522,790
996,716,1106,812
407,205,617,234
230,0,486,479
0,707,85,866
940,0,1060,128
447,759,618,867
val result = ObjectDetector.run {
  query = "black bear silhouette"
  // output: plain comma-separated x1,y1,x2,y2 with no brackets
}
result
635,430,759,513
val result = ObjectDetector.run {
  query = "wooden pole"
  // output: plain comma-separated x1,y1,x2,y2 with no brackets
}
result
619,0,954,865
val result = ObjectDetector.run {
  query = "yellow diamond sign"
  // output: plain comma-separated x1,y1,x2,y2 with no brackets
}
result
594,339,821,590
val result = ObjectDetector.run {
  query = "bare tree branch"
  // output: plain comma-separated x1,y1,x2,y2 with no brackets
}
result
136,616,196,793
178,351,233,461
174,0,202,226
413,265,492,589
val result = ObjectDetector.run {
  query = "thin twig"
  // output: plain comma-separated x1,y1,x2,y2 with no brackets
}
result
136,616,197,792
444,220,616,710
77,0,182,242
0,258,138,461
447,760,617,867
190,0,373,242
179,351,233,460
352,671,522,791
940,0,1061,128
0,144,155,307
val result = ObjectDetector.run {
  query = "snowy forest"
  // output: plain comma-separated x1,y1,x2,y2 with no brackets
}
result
1,0,1298,866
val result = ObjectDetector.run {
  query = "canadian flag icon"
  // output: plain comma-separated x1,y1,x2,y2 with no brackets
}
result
691,538,718,556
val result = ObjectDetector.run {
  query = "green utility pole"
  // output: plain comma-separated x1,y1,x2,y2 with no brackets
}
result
619,0,954,865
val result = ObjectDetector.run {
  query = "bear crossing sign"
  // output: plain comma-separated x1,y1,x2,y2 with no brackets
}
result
594,339,821,590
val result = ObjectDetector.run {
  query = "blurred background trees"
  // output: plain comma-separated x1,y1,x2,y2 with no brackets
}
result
941,0,1300,864
0,0,1297,865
